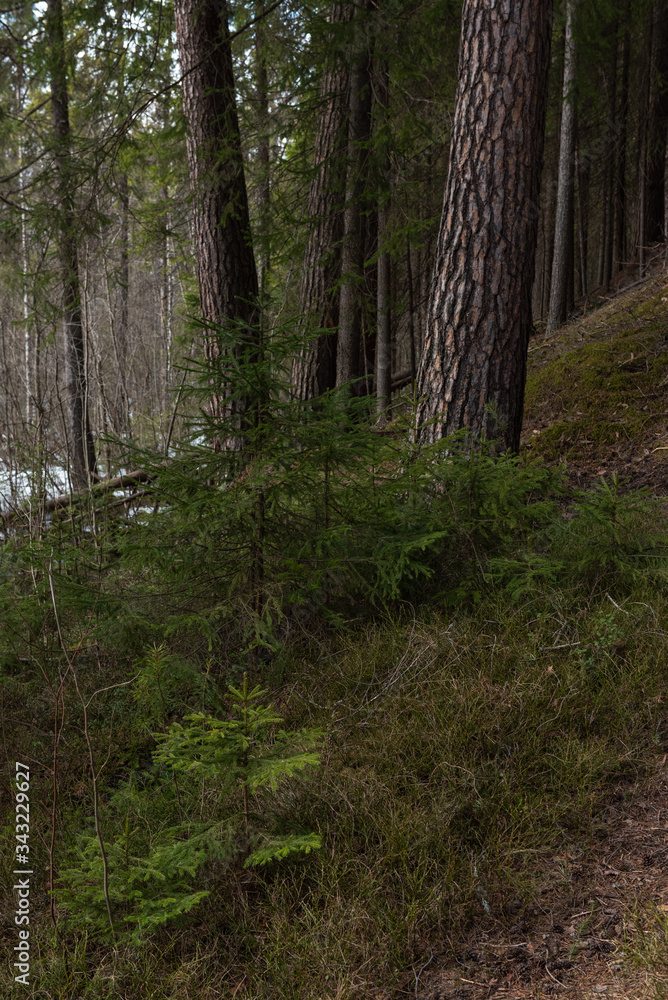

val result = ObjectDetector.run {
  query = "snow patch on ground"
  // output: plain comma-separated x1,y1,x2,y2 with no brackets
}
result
0,462,70,509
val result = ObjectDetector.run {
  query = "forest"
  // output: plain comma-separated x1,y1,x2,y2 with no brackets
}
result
3,0,668,997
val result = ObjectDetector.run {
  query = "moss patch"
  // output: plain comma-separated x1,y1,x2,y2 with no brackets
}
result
522,276,668,481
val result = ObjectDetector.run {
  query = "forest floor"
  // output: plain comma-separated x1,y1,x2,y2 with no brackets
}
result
406,266,668,1000
522,263,668,495
405,763,668,1000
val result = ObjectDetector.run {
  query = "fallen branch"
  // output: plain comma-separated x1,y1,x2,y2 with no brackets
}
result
391,369,414,393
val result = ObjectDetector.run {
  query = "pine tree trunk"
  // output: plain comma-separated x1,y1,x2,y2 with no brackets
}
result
602,22,618,292
547,0,576,333
375,59,391,416
361,178,377,396
116,170,130,437
613,6,630,273
113,4,131,440
538,154,557,320
375,211,390,412
337,0,372,390
406,239,416,384
47,0,97,489
416,0,553,452
567,192,575,311
292,3,352,400
664,125,668,265
161,201,173,391
598,165,610,287
639,136,648,276
254,0,270,294
638,10,653,277
174,0,259,447
646,1,668,244
16,68,32,426
577,145,591,296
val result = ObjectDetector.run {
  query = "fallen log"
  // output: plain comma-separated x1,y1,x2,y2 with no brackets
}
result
1,469,153,524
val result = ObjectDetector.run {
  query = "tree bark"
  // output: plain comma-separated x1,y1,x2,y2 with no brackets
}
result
174,0,259,447
47,0,97,489
597,160,610,287
406,239,416,385
116,170,131,437
613,5,630,273
113,3,131,440
16,68,32,427
664,123,668,265
601,20,618,292
161,199,174,391
375,210,391,412
291,3,352,400
416,0,553,452
375,58,391,416
336,0,372,390
664,123,668,266
576,144,591,296
537,148,557,320
646,0,668,244
638,9,653,277
254,0,270,294
547,0,576,333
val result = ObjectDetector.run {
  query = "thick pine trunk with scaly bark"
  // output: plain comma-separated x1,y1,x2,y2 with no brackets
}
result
47,0,97,489
291,3,352,400
174,0,259,445
416,0,553,453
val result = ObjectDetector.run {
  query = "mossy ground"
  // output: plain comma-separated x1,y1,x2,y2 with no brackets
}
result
523,272,668,488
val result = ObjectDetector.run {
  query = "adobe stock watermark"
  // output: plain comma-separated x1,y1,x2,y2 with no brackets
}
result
13,762,31,986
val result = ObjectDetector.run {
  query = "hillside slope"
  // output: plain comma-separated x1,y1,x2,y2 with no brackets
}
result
522,271,668,493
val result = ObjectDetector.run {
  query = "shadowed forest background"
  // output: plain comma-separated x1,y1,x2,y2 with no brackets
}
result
3,1,668,998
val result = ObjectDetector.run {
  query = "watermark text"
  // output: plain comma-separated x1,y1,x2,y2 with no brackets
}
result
13,762,31,986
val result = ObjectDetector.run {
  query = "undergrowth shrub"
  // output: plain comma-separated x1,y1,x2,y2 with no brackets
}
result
489,473,668,599
118,404,569,654
561,474,668,588
119,409,668,659
2,320,666,670
57,667,322,942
